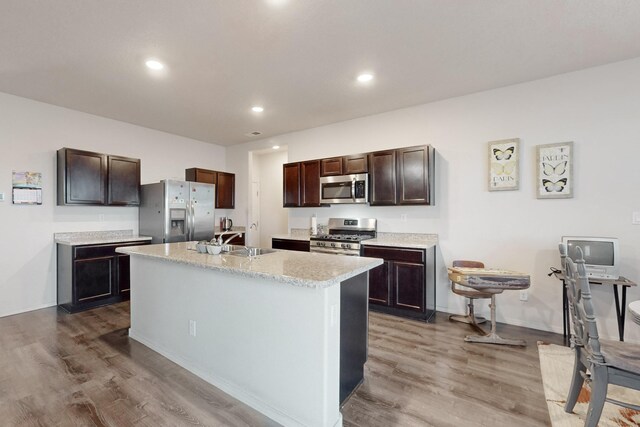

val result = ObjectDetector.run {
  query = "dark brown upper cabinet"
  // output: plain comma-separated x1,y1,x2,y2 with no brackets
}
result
368,150,397,206
185,167,235,209
396,145,434,205
321,154,368,176
216,172,235,209
108,155,141,205
282,162,301,207
343,153,369,174
320,157,343,177
283,144,435,207
300,160,321,206
369,145,435,206
185,168,216,184
57,148,140,206
283,160,323,207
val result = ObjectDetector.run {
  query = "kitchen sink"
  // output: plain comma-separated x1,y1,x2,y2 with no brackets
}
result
227,247,277,257
220,244,246,253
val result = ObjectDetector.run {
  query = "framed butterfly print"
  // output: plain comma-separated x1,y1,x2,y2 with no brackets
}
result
536,141,573,199
488,138,520,191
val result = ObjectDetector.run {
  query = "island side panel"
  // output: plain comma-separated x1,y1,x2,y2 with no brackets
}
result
339,272,369,404
128,256,342,427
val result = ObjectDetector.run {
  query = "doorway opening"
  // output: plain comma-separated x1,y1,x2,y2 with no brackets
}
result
247,148,289,248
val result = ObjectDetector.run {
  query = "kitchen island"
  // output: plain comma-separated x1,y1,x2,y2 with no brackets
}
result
117,242,382,427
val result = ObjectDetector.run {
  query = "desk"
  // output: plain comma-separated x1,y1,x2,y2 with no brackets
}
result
554,271,636,342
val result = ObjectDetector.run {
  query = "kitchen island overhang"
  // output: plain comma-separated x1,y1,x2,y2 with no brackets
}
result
117,243,382,427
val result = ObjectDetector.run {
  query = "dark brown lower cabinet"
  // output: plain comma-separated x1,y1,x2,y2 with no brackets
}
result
271,238,310,252
74,257,115,302
362,244,436,321
368,260,391,305
57,240,150,313
116,254,131,297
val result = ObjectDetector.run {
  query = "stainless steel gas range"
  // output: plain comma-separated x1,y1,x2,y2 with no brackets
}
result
309,218,377,256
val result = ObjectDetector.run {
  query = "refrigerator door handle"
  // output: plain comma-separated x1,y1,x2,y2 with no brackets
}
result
190,202,196,241
186,201,191,241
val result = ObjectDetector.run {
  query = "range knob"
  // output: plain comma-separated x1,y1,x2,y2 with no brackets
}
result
341,243,349,249
330,242,336,247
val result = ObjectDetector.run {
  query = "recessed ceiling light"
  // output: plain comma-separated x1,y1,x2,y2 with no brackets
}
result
266,0,289,6
252,106,264,113
356,73,374,83
272,145,280,150
145,59,164,70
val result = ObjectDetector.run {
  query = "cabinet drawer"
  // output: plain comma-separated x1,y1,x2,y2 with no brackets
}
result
73,240,149,260
272,238,310,252
362,246,424,264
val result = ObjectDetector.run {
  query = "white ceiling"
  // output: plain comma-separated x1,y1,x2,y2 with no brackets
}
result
2,1,640,146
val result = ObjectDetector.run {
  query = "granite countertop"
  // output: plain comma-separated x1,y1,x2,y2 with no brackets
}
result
118,242,382,288
272,228,311,242
55,230,152,246
361,233,438,249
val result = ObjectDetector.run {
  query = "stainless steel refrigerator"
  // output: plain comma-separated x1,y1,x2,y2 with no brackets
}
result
139,180,215,244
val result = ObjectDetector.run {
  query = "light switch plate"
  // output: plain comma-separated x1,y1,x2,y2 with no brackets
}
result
633,212,640,225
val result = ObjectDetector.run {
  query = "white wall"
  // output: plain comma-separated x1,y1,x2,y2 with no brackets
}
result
227,57,640,342
256,150,289,247
0,92,226,317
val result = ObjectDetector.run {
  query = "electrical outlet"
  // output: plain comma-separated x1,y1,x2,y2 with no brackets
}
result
400,214,408,222
99,214,105,222
0,192,4,202
633,211,640,225
520,290,528,302
189,320,197,337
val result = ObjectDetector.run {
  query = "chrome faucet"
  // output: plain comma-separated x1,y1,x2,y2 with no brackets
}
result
215,231,244,246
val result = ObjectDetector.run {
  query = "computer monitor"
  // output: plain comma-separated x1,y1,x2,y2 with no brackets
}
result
561,236,619,280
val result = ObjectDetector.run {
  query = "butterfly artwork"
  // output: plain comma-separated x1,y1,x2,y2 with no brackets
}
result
536,142,573,199
542,161,567,176
542,178,567,192
493,146,514,161
491,161,516,176
488,138,520,191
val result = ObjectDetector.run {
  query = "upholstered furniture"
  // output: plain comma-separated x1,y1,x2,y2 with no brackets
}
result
559,243,640,426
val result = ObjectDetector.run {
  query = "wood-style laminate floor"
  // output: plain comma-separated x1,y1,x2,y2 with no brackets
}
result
0,302,563,426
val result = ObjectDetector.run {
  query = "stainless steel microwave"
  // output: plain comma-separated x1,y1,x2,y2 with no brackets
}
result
320,173,368,204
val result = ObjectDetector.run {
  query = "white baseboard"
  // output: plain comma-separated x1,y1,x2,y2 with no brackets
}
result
0,301,57,319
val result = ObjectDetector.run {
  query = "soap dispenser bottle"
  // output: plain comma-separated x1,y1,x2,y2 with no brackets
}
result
310,214,317,236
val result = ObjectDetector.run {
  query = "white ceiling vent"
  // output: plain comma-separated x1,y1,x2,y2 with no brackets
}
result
245,131,262,137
